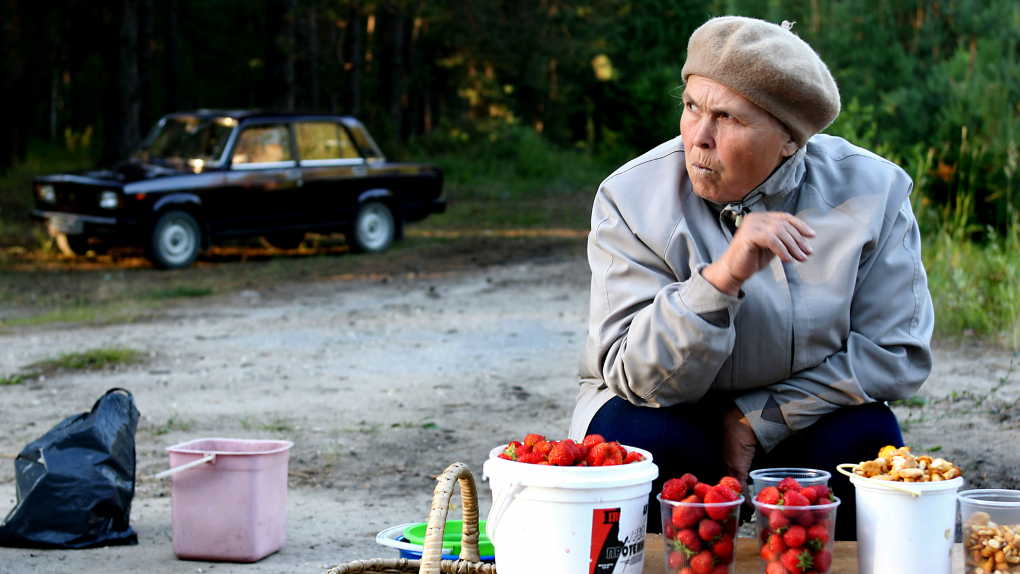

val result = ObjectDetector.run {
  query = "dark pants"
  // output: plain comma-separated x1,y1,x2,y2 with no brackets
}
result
586,394,904,541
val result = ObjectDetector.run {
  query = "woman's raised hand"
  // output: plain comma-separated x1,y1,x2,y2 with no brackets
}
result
702,211,815,297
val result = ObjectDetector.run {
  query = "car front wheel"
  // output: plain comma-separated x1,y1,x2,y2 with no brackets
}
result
148,210,202,269
350,202,395,253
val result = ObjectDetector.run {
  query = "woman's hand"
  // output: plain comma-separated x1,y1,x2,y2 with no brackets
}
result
702,211,815,297
721,406,758,497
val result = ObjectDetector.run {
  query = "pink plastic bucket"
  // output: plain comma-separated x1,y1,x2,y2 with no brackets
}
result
166,438,294,562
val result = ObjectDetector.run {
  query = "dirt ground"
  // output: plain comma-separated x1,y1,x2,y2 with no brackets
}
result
0,236,1018,573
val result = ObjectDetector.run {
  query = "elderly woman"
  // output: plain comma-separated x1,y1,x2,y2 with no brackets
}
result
568,17,934,539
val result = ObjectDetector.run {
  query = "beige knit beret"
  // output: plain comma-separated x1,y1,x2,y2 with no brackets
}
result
681,16,840,148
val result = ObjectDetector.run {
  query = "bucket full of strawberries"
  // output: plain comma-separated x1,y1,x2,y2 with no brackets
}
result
752,476,840,574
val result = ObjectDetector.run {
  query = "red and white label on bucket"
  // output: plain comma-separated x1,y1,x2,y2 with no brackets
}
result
589,505,647,574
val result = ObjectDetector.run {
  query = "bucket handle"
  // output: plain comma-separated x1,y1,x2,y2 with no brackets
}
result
147,453,216,480
484,479,524,544
836,463,921,497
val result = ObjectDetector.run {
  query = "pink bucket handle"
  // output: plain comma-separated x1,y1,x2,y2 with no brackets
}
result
149,453,216,480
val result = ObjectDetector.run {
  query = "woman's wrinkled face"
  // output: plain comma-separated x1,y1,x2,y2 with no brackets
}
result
680,75,798,204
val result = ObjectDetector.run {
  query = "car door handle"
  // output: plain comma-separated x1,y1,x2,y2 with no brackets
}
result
352,165,367,176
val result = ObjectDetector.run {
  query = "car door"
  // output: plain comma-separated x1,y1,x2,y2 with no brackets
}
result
293,120,367,226
208,122,304,235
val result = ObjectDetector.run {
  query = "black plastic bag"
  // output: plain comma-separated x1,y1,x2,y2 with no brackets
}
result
0,388,140,549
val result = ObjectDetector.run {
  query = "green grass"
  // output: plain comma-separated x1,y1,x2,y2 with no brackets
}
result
29,347,145,373
152,411,194,435
236,414,293,433
141,286,215,300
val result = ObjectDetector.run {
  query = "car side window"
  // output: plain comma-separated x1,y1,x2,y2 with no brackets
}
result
231,124,293,166
295,122,361,162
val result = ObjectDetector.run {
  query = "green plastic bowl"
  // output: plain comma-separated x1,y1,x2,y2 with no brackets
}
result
403,520,494,557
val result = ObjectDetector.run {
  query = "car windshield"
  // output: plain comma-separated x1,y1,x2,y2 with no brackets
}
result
136,117,236,163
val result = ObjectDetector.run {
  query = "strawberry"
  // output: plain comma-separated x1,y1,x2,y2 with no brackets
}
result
806,524,830,550
709,566,728,574
711,532,734,560
547,442,576,466
756,486,781,505
812,549,832,573
497,453,513,460
760,541,779,562
768,508,791,532
587,442,622,466
518,451,546,464
675,528,701,554
517,443,533,456
799,486,818,505
777,477,803,493
574,442,588,463
781,490,810,518
662,478,689,501
698,518,721,541
664,525,678,540
782,525,807,548
689,550,715,574
523,434,545,447
503,441,523,459
680,473,700,491
794,511,816,528
693,482,713,501
624,450,645,464
607,441,628,459
717,475,742,495
667,550,684,571
582,434,605,449
704,485,738,520
766,561,789,574
533,440,554,456
764,532,787,559
780,548,814,574
672,495,706,529
808,484,833,502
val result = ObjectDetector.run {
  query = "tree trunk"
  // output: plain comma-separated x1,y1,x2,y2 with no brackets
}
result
265,0,296,110
138,0,152,129
164,0,179,112
388,4,404,139
103,0,141,163
307,2,320,111
347,3,362,117
0,0,15,172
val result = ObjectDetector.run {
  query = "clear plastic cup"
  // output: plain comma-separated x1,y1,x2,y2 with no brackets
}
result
657,493,744,574
749,468,831,499
958,489,1020,574
753,497,840,574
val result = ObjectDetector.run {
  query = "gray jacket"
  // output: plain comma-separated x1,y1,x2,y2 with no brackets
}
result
568,134,934,451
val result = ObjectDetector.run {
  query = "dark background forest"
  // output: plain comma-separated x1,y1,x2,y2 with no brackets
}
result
1,0,1019,343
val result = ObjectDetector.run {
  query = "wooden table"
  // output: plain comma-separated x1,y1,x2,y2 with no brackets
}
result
642,534,964,573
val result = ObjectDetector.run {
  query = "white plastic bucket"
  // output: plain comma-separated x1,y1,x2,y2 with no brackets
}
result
850,474,964,574
482,444,658,574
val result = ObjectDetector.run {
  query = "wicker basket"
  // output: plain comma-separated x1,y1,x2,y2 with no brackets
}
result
326,462,497,574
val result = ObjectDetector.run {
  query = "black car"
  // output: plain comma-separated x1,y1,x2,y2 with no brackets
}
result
31,111,445,268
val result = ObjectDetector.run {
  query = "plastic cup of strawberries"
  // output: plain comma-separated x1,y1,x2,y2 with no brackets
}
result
752,478,840,574
658,474,744,574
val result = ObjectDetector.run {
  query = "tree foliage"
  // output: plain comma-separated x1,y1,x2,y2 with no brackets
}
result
1,0,1018,226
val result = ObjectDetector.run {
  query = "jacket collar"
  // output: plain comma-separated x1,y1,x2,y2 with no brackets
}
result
680,141,808,226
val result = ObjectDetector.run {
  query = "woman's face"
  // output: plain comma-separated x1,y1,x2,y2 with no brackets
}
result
680,75,798,204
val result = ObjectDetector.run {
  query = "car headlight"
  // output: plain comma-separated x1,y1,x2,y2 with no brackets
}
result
37,184,56,204
99,190,120,209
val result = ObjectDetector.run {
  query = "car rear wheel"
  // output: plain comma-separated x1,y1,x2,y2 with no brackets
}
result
260,232,306,250
148,210,202,269
349,202,395,253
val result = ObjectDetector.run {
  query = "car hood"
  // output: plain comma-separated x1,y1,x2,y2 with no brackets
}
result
38,162,194,186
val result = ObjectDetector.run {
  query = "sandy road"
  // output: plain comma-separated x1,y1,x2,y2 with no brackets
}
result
0,252,1017,573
